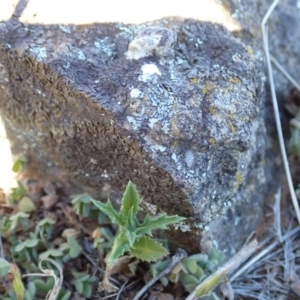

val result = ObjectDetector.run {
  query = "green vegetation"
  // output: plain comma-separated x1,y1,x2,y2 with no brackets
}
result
91,181,185,263
0,160,226,299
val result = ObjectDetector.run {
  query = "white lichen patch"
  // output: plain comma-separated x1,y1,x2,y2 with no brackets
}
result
90,158,97,164
174,221,191,232
130,88,141,98
138,63,161,82
68,46,86,60
144,135,166,152
126,116,138,130
125,26,177,60
148,118,160,129
59,25,74,34
94,37,114,56
29,45,47,62
184,150,195,168
171,152,178,163
141,201,158,215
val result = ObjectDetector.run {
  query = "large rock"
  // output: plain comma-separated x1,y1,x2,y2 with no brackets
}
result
1,0,296,255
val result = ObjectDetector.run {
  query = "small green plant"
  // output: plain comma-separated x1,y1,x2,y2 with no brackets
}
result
150,249,225,295
59,237,82,262
1,212,30,236
14,233,39,262
9,181,27,203
37,217,56,239
32,277,71,300
91,181,185,262
71,193,98,217
72,271,97,297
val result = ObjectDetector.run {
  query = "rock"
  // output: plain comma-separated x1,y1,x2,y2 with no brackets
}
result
0,0,296,256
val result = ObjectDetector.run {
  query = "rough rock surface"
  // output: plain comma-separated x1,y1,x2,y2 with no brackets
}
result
1,0,297,255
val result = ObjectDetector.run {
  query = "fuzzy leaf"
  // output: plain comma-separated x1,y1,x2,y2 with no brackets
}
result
120,181,140,218
12,158,26,173
71,193,92,204
69,240,82,258
182,258,198,274
136,214,185,236
130,236,168,262
91,199,123,225
180,273,199,285
107,230,130,262
194,266,204,280
18,196,36,213
25,238,39,248
0,258,11,277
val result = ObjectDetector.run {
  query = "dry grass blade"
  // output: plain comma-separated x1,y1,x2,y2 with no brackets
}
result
23,258,63,300
229,226,300,282
270,55,300,93
272,188,283,243
185,239,258,300
40,259,63,300
261,0,300,225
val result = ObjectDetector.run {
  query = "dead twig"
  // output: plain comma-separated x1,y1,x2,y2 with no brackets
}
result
116,279,129,300
133,248,187,300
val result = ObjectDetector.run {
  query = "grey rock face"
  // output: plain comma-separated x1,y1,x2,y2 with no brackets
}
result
0,13,268,254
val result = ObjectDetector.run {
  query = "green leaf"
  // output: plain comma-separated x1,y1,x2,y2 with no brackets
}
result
180,273,199,285
0,216,12,233
107,230,130,263
182,258,198,274
74,280,84,294
136,214,185,236
120,181,140,217
9,212,29,221
10,181,26,201
91,199,123,225
25,282,36,298
37,218,56,226
130,236,168,262
25,238,39,248
39,249,63,260
18,196,36,213
15,241,26,252
33,277,54,293
60,290,71,300
82,283,92,297
12,159,22,173
71,193,92,204
122,227,137,246
126,206,138,231
0,257,11,277
82,203,90,217
12,157,26,173
68,237,82,258
194,266,204,280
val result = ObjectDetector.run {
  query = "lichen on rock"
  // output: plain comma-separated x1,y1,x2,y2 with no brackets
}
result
0,16,268,254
